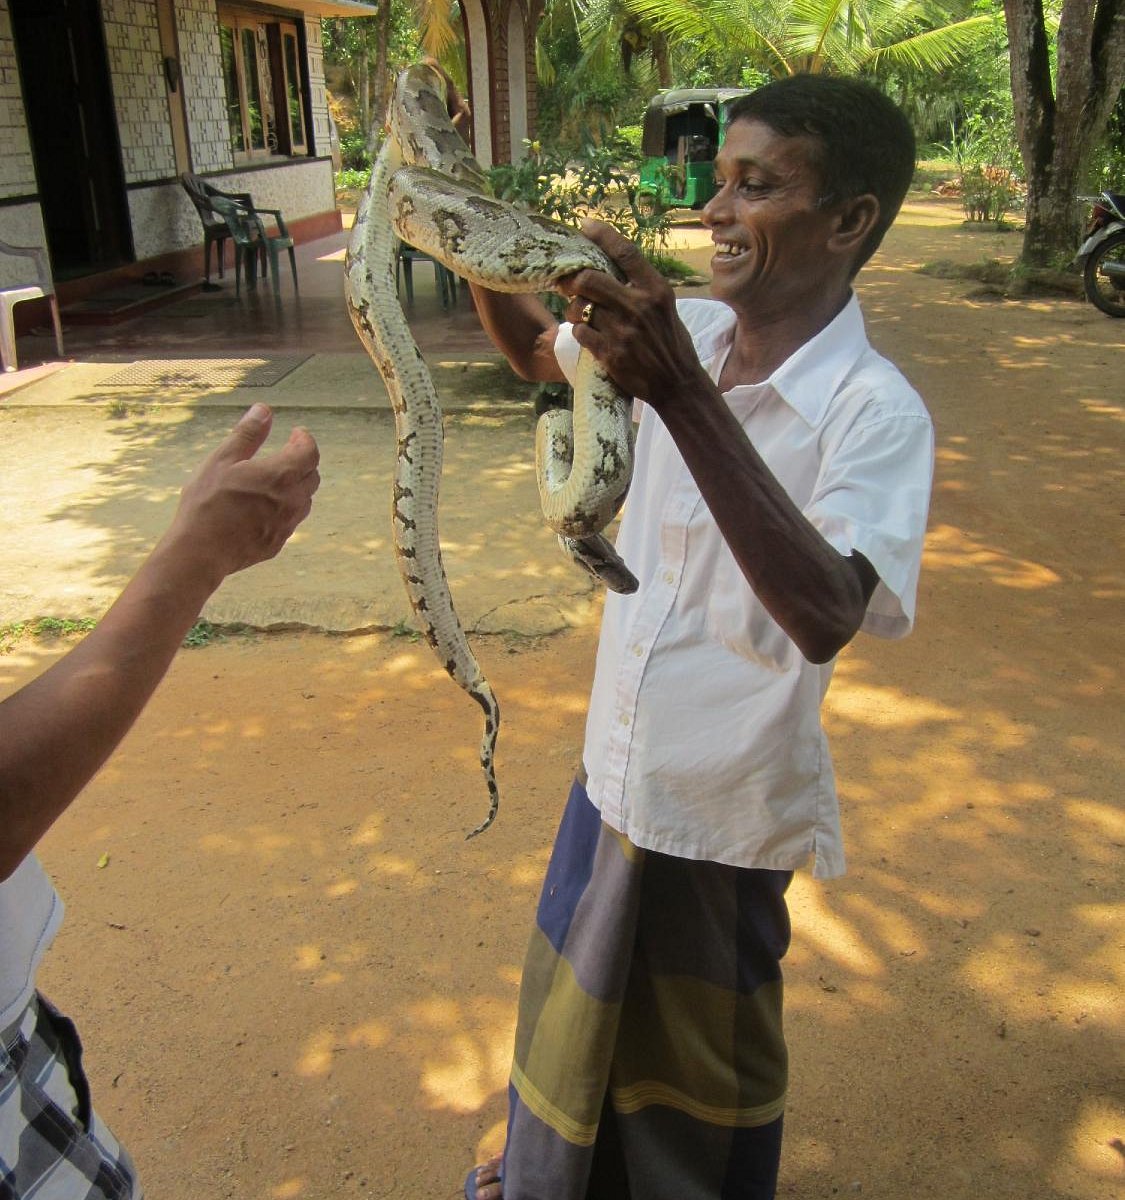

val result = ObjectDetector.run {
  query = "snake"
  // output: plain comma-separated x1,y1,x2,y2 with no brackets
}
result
343,62,636,837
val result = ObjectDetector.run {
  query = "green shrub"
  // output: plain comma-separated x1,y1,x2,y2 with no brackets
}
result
334,166,371,192
940,114,1024,225
339,130,371,171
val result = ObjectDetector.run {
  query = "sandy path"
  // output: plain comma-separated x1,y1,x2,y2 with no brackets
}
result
4,198,1121,1199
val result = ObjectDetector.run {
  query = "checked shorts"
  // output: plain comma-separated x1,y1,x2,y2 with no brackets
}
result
0,993,141,1200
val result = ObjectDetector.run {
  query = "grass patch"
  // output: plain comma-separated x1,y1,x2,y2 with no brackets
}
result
649,253,707,285
920,258,1015,284
918,257,1083,300
912,157,958,194
0,617,97,653
183,620,222,648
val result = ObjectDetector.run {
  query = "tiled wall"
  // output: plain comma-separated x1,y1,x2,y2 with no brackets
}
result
175,0,232,174
0,1,35,199
102,0,177,182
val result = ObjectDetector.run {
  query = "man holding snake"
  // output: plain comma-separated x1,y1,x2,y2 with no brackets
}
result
459,73,934,1200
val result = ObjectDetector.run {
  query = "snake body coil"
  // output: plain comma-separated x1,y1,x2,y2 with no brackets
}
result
344,63,636,836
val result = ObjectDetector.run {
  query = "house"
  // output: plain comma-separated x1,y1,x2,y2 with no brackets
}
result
0,0,540,317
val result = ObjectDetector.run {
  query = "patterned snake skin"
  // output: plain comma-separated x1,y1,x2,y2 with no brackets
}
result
344,63,636,836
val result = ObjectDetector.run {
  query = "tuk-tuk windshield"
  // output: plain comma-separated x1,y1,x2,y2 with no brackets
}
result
640,88,755,159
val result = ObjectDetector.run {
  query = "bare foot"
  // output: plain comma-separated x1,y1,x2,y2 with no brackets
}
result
467,1154,503,1200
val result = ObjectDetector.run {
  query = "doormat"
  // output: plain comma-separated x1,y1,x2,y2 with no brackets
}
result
97,355,311,389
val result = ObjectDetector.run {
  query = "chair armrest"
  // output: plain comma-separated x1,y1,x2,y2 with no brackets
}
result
0,240,54,292
250,207,290,237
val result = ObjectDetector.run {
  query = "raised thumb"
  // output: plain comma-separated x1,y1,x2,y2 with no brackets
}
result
219,403,274,462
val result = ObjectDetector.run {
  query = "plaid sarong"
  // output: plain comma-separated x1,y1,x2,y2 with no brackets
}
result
501,777,791,1200
0,994,141,1199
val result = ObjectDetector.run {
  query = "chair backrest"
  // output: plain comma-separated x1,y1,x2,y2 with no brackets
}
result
181,172,223,228
208,195,261,247
0,238,54,295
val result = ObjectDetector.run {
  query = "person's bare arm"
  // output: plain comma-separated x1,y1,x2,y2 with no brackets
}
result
468,284,567,383
0,404,320,880
563,223,877,664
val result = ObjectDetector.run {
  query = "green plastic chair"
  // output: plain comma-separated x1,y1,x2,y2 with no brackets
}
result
180,173,253,286
208,196,298,296
396,240,456,309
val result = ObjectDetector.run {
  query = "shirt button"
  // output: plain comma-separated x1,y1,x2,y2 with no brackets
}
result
619,713,631,727
663,570,675,584
632,644,644,657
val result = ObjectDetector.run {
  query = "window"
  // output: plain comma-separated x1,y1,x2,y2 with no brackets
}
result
280,27,308,154
219,7,310,161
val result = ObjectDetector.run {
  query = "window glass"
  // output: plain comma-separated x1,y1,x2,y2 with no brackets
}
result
283,31,305,149
241,26,265,150
219,23,244,154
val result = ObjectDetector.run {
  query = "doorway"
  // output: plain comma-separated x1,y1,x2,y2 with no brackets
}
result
11,0,134,279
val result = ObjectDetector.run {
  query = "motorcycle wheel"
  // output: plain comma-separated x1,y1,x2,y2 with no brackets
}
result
1083,228,1125,317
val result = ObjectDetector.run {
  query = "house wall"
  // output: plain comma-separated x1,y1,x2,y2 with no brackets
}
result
176,0,232,174
0,0,339,288
0,2,45,286
103,0,178,182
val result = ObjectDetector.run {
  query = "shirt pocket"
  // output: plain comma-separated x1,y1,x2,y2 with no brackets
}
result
702,550,798,672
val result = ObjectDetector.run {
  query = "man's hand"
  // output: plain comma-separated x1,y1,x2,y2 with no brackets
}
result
559,221,709,409
161,404,320,589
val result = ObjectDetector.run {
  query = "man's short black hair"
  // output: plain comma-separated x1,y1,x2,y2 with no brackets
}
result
726,75,916,271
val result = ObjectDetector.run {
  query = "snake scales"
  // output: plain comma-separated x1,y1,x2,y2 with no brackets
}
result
344,62,636,836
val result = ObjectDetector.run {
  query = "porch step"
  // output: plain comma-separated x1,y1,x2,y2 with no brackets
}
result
61,279,202,326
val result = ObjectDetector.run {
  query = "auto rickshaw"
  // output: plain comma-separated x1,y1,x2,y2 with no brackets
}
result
636,87,756,214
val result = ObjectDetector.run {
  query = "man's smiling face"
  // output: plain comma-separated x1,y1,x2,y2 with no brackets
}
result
702,119,843,318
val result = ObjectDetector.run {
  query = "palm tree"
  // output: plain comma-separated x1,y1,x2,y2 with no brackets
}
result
620,0,997,79
579,0,674,88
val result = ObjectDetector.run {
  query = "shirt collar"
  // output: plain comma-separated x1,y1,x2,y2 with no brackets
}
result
712,294,869,429
766,293,869,427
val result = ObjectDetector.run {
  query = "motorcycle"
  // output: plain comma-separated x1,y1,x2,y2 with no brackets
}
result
1076,190,1125,317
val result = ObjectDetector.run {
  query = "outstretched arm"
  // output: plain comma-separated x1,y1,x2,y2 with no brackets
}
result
0,404,320,880
562,223,877,664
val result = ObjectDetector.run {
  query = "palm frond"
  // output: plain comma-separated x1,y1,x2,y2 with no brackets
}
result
415,0,459,59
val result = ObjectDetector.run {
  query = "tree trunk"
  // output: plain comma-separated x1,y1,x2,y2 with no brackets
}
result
358,22,373,149
1005,0,1125,268
375,0,391,132
653,33,672,89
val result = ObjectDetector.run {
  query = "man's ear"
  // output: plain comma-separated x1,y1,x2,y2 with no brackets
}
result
827,193,880,256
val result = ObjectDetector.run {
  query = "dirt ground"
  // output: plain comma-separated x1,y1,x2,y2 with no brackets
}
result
4,199,1123,1199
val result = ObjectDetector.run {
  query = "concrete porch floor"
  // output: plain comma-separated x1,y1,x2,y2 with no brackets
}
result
0,219,504,409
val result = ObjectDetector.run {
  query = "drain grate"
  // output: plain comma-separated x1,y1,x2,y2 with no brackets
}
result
97,355,311,389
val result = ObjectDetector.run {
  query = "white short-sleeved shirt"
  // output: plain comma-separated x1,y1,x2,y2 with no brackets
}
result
555,295,934,878
0,855,63,1031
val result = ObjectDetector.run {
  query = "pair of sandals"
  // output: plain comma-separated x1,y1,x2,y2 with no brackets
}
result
141,270,176,287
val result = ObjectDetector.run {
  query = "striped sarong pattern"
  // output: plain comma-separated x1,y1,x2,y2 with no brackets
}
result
501,777,791,1200
0,994,141,1199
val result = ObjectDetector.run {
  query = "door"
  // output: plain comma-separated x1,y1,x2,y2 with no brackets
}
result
11,0,134,278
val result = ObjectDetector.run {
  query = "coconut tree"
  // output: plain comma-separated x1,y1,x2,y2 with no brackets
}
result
578,0,675,87
620,0,998,78
1004,0,1125,267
